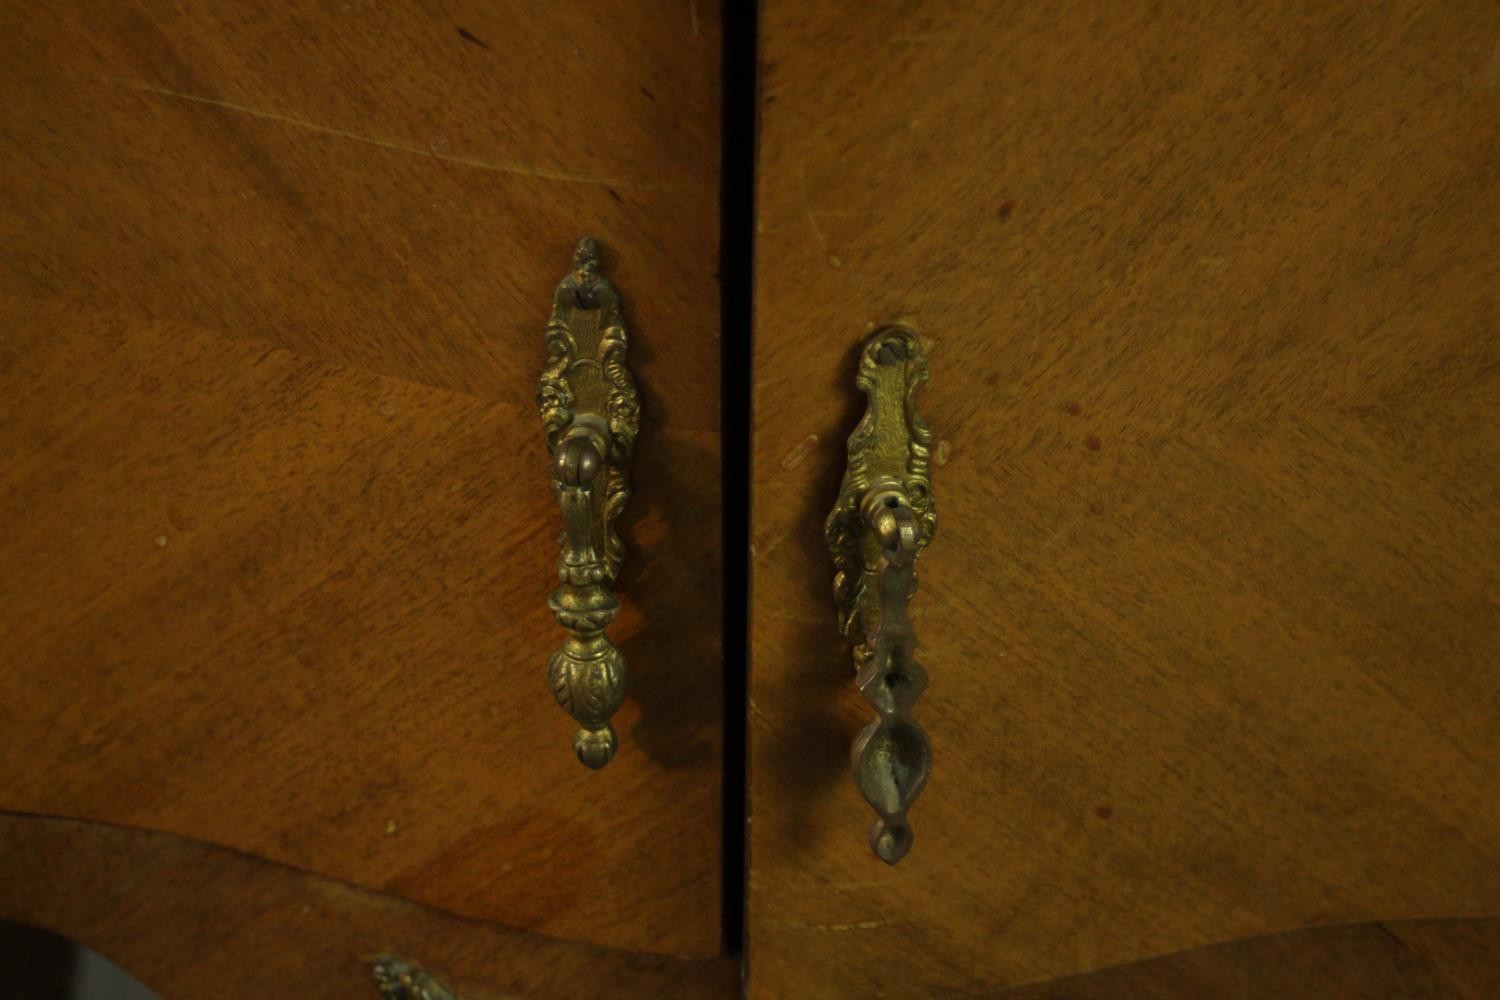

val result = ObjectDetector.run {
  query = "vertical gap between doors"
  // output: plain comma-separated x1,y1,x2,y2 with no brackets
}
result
719,0,758,963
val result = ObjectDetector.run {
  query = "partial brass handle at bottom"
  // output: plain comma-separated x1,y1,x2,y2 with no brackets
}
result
536,238,640,769
371,956,460,999
827,325,938,863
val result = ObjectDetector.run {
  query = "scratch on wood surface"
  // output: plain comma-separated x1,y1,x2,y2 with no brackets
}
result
781,919,893,932
819,875,910,892
798,161,829,250
1036,522,1073,553
752,529,795,565
756,607,825,626
108,77,690,191
755,373,799,391
781,433,820,470
688,0,701,37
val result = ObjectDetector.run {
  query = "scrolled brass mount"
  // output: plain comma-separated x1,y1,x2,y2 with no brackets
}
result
826,324,937,863
369,956,460,999
537,237,640,769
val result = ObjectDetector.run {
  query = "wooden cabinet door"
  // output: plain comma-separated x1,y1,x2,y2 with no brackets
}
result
748,2,1500,996
0,3,730,995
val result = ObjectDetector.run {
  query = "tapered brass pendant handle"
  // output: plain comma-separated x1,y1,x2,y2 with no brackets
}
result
536,238,640,769
826,324,937,863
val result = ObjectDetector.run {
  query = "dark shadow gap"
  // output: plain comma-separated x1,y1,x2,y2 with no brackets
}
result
719,0,758,965
0,919,161,999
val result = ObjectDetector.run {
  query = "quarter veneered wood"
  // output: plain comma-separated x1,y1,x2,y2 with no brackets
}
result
0,1,723,957
750,1,1500,995
12,810,1494,1000
1000,917,1500,999
0,814,737,1000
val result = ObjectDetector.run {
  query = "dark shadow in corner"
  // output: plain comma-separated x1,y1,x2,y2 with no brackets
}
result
0,918,161,999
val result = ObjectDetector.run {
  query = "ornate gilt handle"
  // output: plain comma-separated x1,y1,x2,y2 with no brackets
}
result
536,238,640,769
826,325,937,863
371,957,460,999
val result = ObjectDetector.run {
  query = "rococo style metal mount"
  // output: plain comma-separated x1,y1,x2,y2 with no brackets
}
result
826,323,937,864
369,956,460,1000
537,237,640,769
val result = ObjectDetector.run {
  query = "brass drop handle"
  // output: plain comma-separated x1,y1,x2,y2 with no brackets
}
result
536,238,640,769
371,957,460,999
827,325,937,863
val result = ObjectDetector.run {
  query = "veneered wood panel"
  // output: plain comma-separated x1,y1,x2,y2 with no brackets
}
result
0,814,737,1000
1,0,720,403
750,1,1500,995
14,810,1497,1000
1000,918,1500,999
0,1,723,957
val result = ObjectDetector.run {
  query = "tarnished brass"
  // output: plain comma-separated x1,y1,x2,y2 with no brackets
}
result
370,956,461,1000
537,238,640,769
826,324,937,864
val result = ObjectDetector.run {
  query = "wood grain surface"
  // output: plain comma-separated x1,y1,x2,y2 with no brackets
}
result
10,817,1500,1000
749,1,1500,995
7,814,1498,1000
0,813,737,1000
0,1,724,956
1000,917,1500,1000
